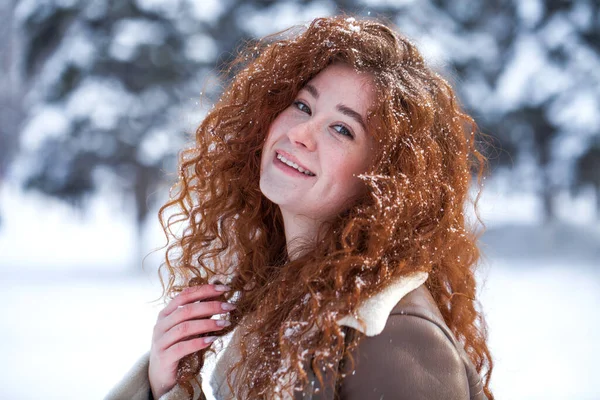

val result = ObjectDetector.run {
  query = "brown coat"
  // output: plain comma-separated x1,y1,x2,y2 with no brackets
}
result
302,285,487,400
106,276,487,400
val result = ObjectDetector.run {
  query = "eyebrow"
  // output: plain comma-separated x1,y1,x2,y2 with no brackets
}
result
337,104,367,133
302,83,368,133
304,83,319,99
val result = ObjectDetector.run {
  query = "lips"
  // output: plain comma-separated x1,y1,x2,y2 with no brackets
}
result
274,151,316,176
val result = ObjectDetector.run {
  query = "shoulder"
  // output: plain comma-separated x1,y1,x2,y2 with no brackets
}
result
338,286,474,400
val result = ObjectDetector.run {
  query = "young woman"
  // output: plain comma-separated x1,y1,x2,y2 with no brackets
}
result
107,16,494,400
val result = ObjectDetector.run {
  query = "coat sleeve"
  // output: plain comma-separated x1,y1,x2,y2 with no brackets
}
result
104,352,153,400
104,352,204,400
337,314,471,400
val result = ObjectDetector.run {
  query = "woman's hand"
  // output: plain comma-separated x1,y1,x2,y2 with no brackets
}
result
148,284,234,399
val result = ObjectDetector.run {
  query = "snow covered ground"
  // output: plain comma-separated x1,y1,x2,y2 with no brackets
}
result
1,258,598,400
0,183,599,399
479,259,600,400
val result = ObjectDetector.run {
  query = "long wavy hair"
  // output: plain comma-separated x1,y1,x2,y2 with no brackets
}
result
158,15,493,399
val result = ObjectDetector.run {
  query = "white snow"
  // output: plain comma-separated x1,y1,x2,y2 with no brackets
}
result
66,77,135,131
480,260,600,400
1,257,598,399
109,18,167,62
515,0,544,28
0,183,140,272
185,34,218,63
137,127,172,166
496,35,547,110
20,106,71,151
0,274,160,400
238,1,335,38
185,0,227,23
549,89,600,135
135,0,182,19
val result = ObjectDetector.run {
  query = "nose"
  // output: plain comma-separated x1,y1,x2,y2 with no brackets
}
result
287,120,317,151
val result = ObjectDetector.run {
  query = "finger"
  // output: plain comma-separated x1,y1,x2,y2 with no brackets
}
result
164,336,218,364
160,284,230,318
157,301,236,334
158,319,231,350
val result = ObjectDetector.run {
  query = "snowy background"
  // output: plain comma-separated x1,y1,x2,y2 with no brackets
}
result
1,0,599,399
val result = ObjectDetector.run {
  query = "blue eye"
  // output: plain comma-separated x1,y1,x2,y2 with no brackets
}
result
333,124,354,139
293,101,311,115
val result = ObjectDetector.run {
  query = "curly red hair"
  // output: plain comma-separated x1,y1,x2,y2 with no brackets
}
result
158,15,493,399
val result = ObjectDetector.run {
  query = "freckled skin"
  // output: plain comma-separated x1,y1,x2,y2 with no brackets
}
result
259,64,376,223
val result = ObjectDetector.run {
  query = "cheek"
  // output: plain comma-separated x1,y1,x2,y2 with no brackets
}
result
263,124,276,147
267,111,293,137
328,148,371,178
327,160,365,194
261,120,282,161
328,152,371,194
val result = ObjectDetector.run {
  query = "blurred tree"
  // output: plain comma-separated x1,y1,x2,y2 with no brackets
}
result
0,0,26,228
16,0,220,243
0,0,25,182
7,0,600,249
524,0,600,222
386,0,599,223
575,141,600,215
503,103,559,222
12,0,227,264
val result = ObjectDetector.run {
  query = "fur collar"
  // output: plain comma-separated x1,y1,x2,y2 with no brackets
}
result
336,271,429,336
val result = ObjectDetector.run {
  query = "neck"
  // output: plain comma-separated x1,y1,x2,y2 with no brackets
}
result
280,209,321,261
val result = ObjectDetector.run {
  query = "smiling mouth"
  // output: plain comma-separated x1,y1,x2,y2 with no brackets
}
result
275,153,316,176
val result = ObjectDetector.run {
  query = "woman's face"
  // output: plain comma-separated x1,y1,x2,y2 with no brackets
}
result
260,63,375,222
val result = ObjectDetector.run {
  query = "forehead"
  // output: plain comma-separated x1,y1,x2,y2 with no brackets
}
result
304,64,374,114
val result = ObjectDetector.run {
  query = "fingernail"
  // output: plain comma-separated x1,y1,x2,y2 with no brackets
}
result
214,285,231,292
221,302,236,311
203,336,217,344
216,319,231,327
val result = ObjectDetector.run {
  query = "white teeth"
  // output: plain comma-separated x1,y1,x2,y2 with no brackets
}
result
276,153,315,176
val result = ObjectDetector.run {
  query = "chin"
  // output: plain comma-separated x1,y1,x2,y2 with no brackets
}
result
260,187,291,208
259,176,282,205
